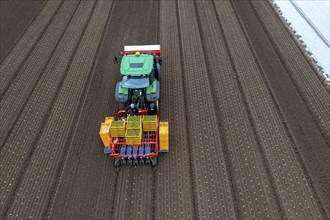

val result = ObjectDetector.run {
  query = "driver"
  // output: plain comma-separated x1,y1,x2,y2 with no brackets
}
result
125,103,139,116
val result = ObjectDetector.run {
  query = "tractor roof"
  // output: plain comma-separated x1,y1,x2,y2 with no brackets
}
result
120,54,153,76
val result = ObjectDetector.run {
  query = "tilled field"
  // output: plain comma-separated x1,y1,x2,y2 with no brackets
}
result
0,0,329,219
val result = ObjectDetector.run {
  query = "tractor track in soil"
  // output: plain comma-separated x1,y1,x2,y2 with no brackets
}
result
0,0,329,219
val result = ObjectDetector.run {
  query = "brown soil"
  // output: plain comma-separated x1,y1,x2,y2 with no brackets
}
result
0,0,329,219
0,0,47,61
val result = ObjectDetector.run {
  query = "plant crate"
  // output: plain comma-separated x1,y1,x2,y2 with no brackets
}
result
159,122,169,151
143,115,158,131
127,122,141,130
99,122,112,147
127,116,142,123
110,121,126,137
126,129,142,145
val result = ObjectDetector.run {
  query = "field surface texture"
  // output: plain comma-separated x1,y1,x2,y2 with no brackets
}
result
0,0,329,219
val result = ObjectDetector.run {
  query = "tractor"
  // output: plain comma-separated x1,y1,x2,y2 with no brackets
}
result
99,45,169,169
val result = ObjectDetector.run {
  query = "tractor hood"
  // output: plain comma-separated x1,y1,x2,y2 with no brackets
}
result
120,54,153,76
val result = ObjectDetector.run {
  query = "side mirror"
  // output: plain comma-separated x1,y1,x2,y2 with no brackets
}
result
113,56,118,64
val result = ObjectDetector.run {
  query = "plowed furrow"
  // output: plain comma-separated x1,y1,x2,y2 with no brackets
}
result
0,0,80,147
232,0,330,217
3,1,112,218
154,1,195,219
0,0,47,61
194,1,282,218
176,0,236,218
0,1,95,217
0,0,63,96
213,1,323,218
250,0,330,142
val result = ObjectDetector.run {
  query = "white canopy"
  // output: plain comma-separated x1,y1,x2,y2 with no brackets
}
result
124,45,160,52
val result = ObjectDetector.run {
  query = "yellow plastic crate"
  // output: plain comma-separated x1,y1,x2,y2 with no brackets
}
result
159,122,169,151
105,117,114,124
126,129,142,145
127,116,142,130
99,122,112,147
127,115,142,123
111,132,126,137
127,122,141,130
126,139,141,145
126,129,141,136
143,115,157,121
143,115,158,131
110,121,126,137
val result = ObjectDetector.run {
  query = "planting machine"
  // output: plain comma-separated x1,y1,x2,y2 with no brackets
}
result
99,45,169,168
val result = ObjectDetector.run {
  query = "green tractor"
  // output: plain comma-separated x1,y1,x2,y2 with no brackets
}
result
99,45,169,168
114,45,162,111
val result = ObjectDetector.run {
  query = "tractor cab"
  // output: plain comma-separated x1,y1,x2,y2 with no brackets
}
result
120,54,155,89
115,45,161,108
